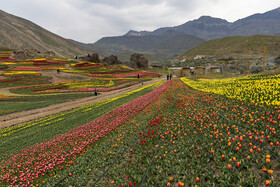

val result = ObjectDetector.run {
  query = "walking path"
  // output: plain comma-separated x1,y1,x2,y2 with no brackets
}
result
0,78,165,129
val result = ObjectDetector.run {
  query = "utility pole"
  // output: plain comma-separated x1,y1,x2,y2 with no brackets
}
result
246,53,249,75
263,46,266,72
219,61,222,74
235,56,237,75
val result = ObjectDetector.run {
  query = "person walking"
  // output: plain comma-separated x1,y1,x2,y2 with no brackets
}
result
94,88,98,96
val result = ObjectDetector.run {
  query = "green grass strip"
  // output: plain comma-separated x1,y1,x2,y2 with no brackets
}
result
0,81,165,158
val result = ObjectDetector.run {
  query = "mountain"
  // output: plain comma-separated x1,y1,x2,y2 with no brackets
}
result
92,7,280,62
91,30,205,62
124,30,151,37
153,7,280,40
230,8,280,36
0,9,87,58
178,35,280,59
151,16,230,40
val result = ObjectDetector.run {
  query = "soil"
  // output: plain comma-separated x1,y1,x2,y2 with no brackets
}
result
0,70,92,96
0,77,165,129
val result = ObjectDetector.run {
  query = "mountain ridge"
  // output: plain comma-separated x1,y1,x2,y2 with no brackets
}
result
177,35,280,59
122,7,280,40
92,7,280,62
0,9,87,58
91,29,205,62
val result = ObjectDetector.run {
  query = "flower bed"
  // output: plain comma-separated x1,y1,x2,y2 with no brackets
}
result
3,71,40,76
0,81,169,186
181,74,280,105
42,79,279,186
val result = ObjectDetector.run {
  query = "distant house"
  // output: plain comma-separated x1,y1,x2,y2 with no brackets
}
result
182,67,195,76
169,67,183,77
194,55,206,60
150,64,163,68
181,65,220,76
205,65,220,74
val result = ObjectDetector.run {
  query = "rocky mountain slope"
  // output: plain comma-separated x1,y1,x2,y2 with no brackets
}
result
0,9,87,58
89,30,205,61
124,7,280,40
91,7,280,62
178,35,280,59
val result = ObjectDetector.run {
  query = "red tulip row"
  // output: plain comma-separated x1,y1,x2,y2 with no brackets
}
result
0,80,171,186
113,72,161,78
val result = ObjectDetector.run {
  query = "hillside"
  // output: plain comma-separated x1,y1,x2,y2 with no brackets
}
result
90,30,205,61
91,7,280,62
123,7,280,40
0,9,87,58
178,35,280,58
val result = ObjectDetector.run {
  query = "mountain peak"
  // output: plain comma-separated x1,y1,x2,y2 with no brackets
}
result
124,30,140,36
0,9,86,57
124,30,151,37
196,15,229,23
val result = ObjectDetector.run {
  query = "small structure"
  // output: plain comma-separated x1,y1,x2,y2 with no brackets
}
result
181,67,194,76
169,67,183,77
204,65,220,74
181,65,220,76
194,55,206,60
150,64,162,68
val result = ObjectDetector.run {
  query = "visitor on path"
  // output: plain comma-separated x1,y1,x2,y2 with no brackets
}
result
57,69,60,74
167,75,169,80
137,74,140,78
94,88,98,96
170,74,172,80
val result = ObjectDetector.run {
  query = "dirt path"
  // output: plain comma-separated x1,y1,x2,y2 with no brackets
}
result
0,78,165,129
40,70,91,84
0,70,92,96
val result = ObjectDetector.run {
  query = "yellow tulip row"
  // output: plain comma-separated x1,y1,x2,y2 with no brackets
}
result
62,80,115,89
53,58,70,61
70,62,98,67
0,51,12,54
0,62,17,65
0,80,165,138
181,75,280,105
3,71,40,76
32,58,47,61
62,70,87,74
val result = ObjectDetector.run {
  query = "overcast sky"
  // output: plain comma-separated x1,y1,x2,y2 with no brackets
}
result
1,0,280,43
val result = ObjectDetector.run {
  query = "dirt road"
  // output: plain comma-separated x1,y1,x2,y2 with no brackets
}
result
0,78,165,129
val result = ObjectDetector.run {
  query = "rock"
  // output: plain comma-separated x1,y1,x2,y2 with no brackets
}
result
275,56,280,64
13,50,34,60
45,51,56,56
88,53,100,63
129,53,148,69
102,55,121,65
79,53,100,63
12,49,50,60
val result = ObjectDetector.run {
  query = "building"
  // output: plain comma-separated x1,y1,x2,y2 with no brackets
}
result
168,67,183,77
181,65,220,76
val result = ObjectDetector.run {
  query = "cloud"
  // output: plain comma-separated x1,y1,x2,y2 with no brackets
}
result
1,0,280,42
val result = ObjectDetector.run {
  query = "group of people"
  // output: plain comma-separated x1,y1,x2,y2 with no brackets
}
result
167,74,172,80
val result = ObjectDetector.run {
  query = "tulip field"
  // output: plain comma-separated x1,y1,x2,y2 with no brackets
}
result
0,56,161,114
0,72,279,186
